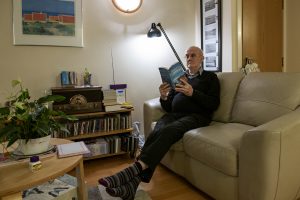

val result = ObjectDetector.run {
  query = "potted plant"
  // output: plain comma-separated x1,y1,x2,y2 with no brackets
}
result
83,67,92,86
0,80,76,155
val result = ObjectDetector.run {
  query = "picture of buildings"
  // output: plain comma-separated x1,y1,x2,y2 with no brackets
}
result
22,0,75,36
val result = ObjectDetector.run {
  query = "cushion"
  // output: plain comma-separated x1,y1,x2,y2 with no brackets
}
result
183,122,254,176
231,72,300,126
212,72,244,123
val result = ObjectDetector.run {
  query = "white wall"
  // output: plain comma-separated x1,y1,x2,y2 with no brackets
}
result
0,0,198,134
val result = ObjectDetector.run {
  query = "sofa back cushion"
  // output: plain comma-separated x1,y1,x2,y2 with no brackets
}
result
212,72,244,122
231,72,300,126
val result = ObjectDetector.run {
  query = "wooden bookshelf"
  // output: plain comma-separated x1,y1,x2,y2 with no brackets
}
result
66,128,133,140
51,86,137,161
52,108,137,160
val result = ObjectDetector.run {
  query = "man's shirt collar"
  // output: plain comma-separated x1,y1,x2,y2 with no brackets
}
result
186,67,203,79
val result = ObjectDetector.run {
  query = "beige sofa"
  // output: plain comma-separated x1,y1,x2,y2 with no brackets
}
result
143,72,300,200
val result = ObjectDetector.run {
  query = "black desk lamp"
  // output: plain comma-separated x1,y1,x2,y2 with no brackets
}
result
147,23,186,70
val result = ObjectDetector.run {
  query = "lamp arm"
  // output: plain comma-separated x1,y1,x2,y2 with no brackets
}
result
157,23,186,70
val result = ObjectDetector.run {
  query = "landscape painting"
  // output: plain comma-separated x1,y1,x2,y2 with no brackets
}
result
13,0,83,47
22,0,75,36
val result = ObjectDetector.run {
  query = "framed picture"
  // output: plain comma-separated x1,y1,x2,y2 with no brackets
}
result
200,0,222,71
13,0,83,47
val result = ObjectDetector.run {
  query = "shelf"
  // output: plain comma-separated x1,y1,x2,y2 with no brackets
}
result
50,85,135,161
63,128,133,140
83,151,128,160
70,108,134,118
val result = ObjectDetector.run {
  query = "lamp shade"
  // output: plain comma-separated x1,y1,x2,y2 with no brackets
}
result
147,23,161,38
112,0,143,13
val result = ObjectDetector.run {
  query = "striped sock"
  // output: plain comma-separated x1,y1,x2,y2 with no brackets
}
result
106,176,141,200
98,162,142,188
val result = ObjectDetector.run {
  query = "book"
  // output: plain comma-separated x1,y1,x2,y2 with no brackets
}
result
105,104,123,112
57,141,90,158
159,62,185,88
60,71,77,86
116,89,126,104
60,71,70,86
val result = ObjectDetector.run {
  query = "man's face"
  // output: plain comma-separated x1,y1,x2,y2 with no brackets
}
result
185,47,204,74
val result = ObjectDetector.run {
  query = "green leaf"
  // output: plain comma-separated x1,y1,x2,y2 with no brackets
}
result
0,126,20,147
6,137,18,148
65,115,78,121
14,102,24,110
0,107,9,115
11,80,21,87
59,126,70,133
17,89,30,101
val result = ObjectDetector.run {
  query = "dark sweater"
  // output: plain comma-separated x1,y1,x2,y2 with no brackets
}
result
160,70,220,119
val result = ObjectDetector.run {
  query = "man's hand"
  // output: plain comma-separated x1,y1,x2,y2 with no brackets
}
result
175,78,193,96
159,82,171,100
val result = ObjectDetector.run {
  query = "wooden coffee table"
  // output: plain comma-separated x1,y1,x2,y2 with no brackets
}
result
0,138,86,200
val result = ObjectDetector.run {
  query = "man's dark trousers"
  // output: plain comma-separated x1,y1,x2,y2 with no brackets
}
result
139,112,210,182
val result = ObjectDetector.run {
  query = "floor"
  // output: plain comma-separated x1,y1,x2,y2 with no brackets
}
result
82,154,213,200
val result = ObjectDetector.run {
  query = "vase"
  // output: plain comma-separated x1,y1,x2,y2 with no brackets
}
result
16,135,51,155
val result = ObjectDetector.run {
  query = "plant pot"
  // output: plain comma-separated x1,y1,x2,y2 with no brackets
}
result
16,135,51,155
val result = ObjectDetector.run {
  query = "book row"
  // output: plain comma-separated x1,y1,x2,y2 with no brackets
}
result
52,114,132,138
60,71,77,86
83,134,139,157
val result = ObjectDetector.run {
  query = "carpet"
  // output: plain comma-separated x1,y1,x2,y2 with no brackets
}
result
53,174,151,200
88,185,152,200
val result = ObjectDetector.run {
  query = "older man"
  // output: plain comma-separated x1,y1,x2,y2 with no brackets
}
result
99,46,220,200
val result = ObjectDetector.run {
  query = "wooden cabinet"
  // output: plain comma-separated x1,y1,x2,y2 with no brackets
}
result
51,87,136,160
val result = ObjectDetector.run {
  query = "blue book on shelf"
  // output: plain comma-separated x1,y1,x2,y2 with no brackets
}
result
61,71,70,86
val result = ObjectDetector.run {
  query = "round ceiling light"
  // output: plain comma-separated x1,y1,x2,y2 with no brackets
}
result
112,0,143,13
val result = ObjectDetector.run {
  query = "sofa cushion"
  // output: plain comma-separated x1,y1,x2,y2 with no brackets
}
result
183,122,254,176
231,72,300,126
212,73,244,123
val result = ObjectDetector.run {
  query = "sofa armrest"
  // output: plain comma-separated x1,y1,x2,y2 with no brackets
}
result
239,108,300,200
143,97,166,139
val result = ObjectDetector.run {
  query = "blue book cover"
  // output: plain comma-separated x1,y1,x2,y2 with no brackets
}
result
159,62,185,88
60,71,70,86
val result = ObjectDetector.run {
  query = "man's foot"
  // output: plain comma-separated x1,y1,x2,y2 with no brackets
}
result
98,162,142,188
106,176,141,200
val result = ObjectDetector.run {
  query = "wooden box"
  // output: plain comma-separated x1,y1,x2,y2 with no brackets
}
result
51,86,104,114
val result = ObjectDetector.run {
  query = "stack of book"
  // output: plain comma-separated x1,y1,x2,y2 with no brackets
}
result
82,134,138,158
103,89,123,112
60,71,77,86
103,89,117,106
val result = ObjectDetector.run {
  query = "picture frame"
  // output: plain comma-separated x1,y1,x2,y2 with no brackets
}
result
200,0,222,71
13,0,83,47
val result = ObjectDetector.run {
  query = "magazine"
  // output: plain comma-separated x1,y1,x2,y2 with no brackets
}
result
159,62,185,88
57,141,90,158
